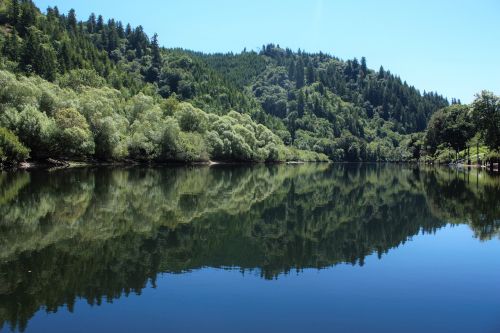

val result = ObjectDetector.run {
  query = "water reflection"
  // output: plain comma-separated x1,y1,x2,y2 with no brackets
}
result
0,164,499,331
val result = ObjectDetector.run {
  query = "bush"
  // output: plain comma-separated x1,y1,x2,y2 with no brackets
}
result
0,127,30,163
58,69,106,91
16,106,56,157
129,108,179,160
53,108,95,157
174,102,208,133
175,132,209,162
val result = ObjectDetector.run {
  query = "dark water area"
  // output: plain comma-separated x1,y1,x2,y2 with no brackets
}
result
0,164,499,333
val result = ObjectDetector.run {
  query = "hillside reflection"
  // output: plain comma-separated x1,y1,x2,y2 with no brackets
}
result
0,164,499,331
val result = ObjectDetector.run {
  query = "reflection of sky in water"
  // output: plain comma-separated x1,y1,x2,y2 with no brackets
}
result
1,165,499,333
19,225,500,333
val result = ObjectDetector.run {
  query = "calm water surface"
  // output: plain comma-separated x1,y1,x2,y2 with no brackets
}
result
0,164,499,333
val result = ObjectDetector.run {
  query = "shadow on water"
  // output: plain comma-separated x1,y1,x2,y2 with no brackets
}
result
0,164,499,331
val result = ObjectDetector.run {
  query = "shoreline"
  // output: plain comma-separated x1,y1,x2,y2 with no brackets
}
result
2,159,499,173
1,158,327,171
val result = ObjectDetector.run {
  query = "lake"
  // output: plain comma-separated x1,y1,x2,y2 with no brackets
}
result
0,164,499,333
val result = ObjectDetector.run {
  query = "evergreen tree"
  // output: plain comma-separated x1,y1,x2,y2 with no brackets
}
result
8,0,20,26
297,90,305,117
17,0,37,36
288,60,295,81
53,6,60,18
2,29,20,61
96,15,104,32
67,9,77,32
87,13,96,33
378,66,384,79
361,56,367,75
151,33,161,68
116,21,125,38
296,58,305,89
306,61,314,84
38,43,58,81
145,33,162,83
19,26,38,73
125,23,132,37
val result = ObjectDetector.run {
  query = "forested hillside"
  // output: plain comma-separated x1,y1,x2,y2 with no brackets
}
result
0,0,466,164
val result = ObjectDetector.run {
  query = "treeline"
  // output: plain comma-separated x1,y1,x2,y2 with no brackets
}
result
422,91,500,165
0,0,461,164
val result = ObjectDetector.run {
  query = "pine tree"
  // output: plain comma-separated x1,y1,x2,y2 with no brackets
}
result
67,9,77,32
144,33,162,83
106,19,119,53
117,22,125,38
151,33,161,68
306,62,314,84
297,90,305,117
361,57,367,76
87,13,96,33
59,41,73,71
8,0,20,26
20,27,38,73
125,23,132,37
288,60,295,80
378,66,384,79
96,15,104,32
18,0,37,36
296,58,305,89
39,43,58,81
3,29,20,61
53,6,60,18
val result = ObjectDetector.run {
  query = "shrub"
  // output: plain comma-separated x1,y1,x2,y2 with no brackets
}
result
174,102,208,133
16,106,56,157
58,69,106,91
175,132,209,162
53,108,95,157
0,127,30,163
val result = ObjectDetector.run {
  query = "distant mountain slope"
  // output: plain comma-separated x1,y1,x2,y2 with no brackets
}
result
0,0,450,161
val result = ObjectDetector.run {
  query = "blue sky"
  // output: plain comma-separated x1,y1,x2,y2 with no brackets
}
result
34,0,499,103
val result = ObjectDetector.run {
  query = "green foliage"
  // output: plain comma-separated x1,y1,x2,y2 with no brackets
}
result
16,105,55,158
424,104,475,154
472,91,500,152
53,108,94,157
129,107,174,160
0,70,323,163
174,102,208,133
0,2,461,162
175,131,208,162
58,69,106,91
0,126,29,163
423,92,500,163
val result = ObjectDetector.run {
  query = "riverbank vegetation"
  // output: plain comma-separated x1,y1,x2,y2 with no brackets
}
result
0,70,328,164
421,91,500,166
0,0,457,165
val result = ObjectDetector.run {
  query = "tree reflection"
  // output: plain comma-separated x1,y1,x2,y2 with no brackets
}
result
0,164,498,331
